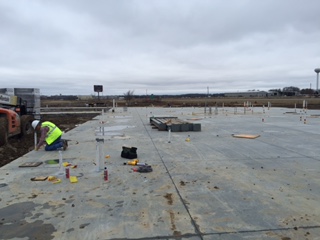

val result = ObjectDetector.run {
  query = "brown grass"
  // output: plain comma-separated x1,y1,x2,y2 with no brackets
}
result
41,96,320,109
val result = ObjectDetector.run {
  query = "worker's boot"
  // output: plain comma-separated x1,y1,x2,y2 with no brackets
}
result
62,140,68,151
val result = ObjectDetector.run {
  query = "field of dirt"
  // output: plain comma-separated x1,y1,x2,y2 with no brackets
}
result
0,113,98,168
42,96,320,109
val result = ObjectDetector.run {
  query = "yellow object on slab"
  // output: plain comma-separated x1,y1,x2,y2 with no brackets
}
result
63,162,71,167
232,134,260,139
52,179,61,184
69,176,78,183
48,176,57,181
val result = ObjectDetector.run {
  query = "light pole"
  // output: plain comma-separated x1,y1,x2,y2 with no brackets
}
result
315,68,320,93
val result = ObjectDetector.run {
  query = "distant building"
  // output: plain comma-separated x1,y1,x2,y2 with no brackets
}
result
268,90,281,96
224,91,268,97
281,91,300,96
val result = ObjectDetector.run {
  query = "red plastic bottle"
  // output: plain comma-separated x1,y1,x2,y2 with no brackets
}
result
104,167,108,181
65,167,70,179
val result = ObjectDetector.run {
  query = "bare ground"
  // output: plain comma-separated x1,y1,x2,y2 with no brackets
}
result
0,113,98,168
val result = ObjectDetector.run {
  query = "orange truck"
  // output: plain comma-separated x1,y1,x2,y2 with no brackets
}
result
0,88,40,146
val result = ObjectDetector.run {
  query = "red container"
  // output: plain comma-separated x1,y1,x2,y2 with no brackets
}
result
104,167,108,181
65,167,70,179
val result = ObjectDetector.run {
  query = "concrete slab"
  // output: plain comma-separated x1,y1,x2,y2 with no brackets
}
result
0,106,320,240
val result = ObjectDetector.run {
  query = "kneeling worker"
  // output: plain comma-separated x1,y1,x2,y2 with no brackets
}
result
32,120,68,151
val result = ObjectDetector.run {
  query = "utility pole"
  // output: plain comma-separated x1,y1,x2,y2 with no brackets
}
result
315,68,320,93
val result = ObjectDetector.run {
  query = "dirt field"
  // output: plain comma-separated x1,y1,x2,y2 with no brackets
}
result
42,96,320,109
0,113,98,168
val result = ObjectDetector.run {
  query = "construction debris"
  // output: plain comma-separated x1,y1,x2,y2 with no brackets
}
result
30,176,47,181
150,117,201,132
19,162,43,167
232,134,260,139
133,165,153,173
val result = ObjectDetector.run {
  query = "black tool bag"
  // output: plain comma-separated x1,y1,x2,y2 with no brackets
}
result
121,146,138,159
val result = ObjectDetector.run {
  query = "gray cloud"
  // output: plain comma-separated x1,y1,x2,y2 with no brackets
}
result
0,0,320,95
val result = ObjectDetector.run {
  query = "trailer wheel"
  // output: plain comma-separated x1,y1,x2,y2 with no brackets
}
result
0,117,8,146
20,115,34,136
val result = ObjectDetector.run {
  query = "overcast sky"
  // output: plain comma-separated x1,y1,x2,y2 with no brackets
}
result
1,0,320,96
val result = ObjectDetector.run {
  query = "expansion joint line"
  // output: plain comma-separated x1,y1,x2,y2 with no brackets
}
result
259,137,318,160
136,109,204,240
202,225,320,237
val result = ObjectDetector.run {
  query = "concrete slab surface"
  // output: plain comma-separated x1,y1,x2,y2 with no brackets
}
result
0,106,320,240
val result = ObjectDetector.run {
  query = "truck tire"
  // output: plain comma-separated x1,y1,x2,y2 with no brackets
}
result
0,117,8,147
20,115,34,136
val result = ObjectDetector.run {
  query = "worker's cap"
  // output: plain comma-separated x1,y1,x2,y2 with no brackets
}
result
32,120,40,129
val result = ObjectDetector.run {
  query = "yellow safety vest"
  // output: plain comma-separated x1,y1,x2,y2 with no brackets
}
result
41,121,62,145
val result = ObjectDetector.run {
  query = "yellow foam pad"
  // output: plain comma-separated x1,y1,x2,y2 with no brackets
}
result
69,176,78,183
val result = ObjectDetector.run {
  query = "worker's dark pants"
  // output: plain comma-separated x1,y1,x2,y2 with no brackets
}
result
45,136,63,151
